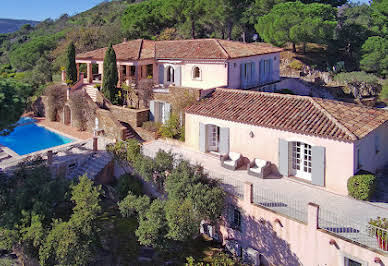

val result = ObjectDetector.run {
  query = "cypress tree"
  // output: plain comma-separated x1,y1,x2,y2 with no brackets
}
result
102,44,118,102
65,42,77,85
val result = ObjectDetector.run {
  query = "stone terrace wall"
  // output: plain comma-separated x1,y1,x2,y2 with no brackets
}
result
96,109,126,140
109,105,149,128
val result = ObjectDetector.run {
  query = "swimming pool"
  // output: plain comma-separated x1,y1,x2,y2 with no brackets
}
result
0,118,74,155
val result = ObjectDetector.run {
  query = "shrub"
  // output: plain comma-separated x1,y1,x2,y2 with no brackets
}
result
116,174,144,200
289,60,303,71
159,113,183,140
379,80,388,101
334,71,381,98
347,173,376,200
142,121,162,132
132,155,154,182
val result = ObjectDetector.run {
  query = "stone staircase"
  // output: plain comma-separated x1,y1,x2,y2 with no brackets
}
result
120,121,143,142
84,85,99,102
67,151,112,180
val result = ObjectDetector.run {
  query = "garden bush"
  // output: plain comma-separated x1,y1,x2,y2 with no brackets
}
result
159,113,184,140
347,173,376,200
116,173,143,200
142,121,162,132
289,60,303,71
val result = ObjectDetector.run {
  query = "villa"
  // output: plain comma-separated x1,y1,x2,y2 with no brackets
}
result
75,39,283,124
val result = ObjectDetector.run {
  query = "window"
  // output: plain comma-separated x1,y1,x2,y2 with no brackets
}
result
130,66,136,76
207,125,220,152
344,258,362,266
341,254,366,266
292,142,312,180
242,62,255,84
166,66,174,83
192,66,201,80
233,209,241,230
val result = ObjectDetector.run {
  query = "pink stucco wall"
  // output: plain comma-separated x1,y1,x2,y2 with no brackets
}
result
354,122,388,174
220,183,387,266
185,113,355,195
181,62,228,89
227,52,281,89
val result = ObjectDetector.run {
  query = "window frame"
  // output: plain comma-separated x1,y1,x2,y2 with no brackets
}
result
339,252,367,266
192,66,202,81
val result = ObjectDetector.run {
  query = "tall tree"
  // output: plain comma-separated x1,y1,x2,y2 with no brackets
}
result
255,1,337,52
360,36,388,77
0,78,31,135
102,44,118,101
65,42,77,85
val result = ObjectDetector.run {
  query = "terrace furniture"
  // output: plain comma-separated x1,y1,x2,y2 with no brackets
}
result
221,152,243,170
247,158,271,178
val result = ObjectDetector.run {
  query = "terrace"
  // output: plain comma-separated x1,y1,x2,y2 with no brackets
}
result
142,140,388,253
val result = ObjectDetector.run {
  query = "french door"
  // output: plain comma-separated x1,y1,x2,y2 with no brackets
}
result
292,142,312,181
207,125,219,152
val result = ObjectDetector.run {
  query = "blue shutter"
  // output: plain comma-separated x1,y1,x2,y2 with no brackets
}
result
199,123,207,153
251,62,256,84
278,138,289,176
158,65,164,84
312,146,325,187
174,66,181,87
259,60,264,83
269,58,273,82
240,64,245,89
149,100,155,121
219,127,230,155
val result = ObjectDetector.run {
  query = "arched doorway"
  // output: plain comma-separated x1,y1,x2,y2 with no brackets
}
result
63,105,71,126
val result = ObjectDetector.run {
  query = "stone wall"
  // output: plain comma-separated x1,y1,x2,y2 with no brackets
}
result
96,109,126,140
153,86,202,114
109,105,149,128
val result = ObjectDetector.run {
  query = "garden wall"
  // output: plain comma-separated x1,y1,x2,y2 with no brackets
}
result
109,105,149,128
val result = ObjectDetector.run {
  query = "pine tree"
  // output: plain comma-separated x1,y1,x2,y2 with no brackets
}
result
102,44,118,101
65,42,77,85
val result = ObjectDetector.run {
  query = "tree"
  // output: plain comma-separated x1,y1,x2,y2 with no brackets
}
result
0,78,31,135
65,42,77,85
102,43,118,102
360,36,388,77
39,175,102,266
30,56,53,87
135,199,169,249
255,1,337,52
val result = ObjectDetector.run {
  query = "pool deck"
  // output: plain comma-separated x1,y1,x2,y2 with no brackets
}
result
34,117,93,140
0,117,95,168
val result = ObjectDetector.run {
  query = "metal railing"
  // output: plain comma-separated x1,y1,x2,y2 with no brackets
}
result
206,170,244,199
252,185,308,223
318,208,388,253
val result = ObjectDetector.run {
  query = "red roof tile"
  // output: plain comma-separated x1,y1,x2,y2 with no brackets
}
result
185,89,388,142
76,39,282,61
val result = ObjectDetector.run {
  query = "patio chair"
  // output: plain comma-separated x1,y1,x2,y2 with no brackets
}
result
247,158,271,178
221,152,243,170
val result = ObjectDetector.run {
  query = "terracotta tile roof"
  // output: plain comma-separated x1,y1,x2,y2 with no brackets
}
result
76,39,282,61
185,89,388,142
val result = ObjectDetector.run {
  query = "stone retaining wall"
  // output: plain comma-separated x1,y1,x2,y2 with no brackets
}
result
109,105,149,128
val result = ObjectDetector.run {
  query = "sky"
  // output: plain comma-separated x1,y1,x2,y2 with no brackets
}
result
0,0,108,21
0,0,370,21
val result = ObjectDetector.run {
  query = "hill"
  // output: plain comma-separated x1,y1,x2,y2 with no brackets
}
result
0,18,40,33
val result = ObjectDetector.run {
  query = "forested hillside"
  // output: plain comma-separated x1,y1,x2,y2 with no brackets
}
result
0,18,40,34
0,0,387,105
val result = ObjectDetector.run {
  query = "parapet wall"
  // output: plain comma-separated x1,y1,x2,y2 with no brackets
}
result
220,182,387,266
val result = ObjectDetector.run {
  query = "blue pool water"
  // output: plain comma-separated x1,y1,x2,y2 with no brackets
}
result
0,118,74,155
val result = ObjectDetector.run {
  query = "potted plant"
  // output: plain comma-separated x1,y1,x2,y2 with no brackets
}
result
369,217,388,251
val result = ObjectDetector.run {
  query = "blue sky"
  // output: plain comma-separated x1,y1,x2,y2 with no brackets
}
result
1,0,370,21
0,0,107,21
